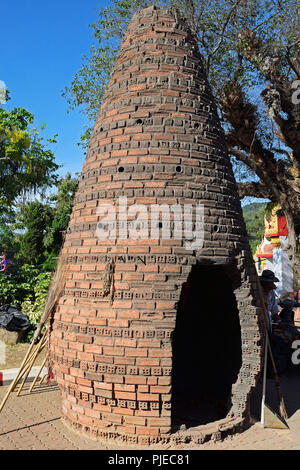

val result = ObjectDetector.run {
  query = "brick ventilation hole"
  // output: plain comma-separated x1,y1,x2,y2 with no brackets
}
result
49,6,264,447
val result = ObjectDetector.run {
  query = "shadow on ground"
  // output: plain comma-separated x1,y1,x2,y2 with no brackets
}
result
18,383,60,397
250,365,300,421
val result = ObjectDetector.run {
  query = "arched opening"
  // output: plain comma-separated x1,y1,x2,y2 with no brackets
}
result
171,264,242,430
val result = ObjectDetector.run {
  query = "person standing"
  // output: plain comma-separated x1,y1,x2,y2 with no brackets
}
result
259,269,280,332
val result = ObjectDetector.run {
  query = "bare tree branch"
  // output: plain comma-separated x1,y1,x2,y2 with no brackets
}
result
270,147,291,159
206,0,244,72
228,146,283,203
237,181,273,199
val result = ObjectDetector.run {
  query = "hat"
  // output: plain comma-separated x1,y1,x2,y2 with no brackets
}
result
259,270,279,283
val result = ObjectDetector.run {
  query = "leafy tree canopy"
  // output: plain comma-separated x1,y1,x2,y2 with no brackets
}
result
0,105,59,212
242,202,268,253
44,173,79,261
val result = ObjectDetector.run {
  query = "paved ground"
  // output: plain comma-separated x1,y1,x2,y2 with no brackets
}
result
0,365,300,450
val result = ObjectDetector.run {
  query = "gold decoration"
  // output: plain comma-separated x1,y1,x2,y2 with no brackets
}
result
265,204,281,237
271,236,281,247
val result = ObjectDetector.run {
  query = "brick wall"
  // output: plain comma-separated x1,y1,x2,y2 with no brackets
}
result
49,6,264,446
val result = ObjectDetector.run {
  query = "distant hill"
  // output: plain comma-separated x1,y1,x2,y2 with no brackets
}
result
242,202,268,254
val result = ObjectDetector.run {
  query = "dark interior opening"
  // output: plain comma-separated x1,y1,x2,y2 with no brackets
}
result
171,264,242,430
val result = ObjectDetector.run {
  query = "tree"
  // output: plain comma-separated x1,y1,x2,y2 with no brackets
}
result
0,174,78,329
0,106,59,212
242,202,268,253
43,173,79,268
63,0,300,278
0,172,78,274
16,200,54,265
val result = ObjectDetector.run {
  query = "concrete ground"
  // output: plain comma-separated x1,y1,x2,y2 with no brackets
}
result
0,365,300,450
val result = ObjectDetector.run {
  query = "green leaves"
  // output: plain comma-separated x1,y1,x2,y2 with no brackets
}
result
62,0,150,125
0,264,43,309
12,174,79,268
0,174,78,339
0,265,52,341
243,202,268,253
44,173,79,258
17,201,55,265
0,106,59,212
63,0,299,126
21,271,53,330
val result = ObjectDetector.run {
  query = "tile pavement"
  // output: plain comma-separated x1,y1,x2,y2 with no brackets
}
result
0,365,299,450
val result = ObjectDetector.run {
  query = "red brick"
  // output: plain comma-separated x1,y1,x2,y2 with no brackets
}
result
77,352,94,361
69,343,83,351
144,274,167,282
76,377,92,387
122,273,143,281
137,393,159,401
125,125,143,134
125,348,148,357
137,385,149,393
114,384,135,392
107,128,124,137
136,427,159,436
101,413,123,424
137,409,160,417
149,349,172,358
150,385,171,394
94,337,114,346
84,345,103,354
114,407,135,416
85,408,102,419
93,403,112,412
70,368,85,378
77,384,94,394
114,391,137,400
115,338,137,348
125,377,147,385
160,265,181,273
132,133,152,141
103,347,125,356
76,335,93,344
148,417,171,427
124,416,146,426
77,415,95,427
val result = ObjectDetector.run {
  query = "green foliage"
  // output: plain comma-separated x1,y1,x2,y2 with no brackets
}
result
0,174,78,339
0,106,59,212
21,271,52,341
62,0,152,123
16,201,54,265
1,173,79,272
0,264,53,341
62,0,299,160
0,210,20,274
0,97,77,340
63,0,299,118
243,202,268,253
0,264,43,309
44,173,79,261
77,126,93,153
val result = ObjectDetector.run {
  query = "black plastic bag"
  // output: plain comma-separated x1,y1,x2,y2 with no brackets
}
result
0,304,30,332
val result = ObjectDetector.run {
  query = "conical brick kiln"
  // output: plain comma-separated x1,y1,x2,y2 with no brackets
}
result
49,6,264,446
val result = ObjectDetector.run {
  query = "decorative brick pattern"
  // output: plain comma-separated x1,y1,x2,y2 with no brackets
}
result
49,6,264,445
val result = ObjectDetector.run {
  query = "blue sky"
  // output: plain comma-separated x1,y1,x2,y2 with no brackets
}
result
0,0,106,178
0,1,268,207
